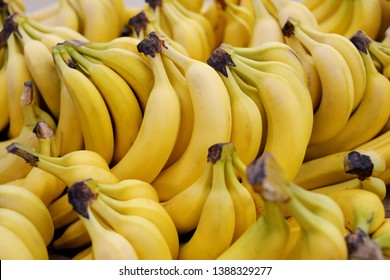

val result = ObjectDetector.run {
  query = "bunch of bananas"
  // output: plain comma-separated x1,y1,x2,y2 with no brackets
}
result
0,0,390,260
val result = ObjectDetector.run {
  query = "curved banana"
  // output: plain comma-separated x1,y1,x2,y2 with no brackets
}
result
248,0,284,47
371,218,390,254
99,194,179,260
0,184,54,246
309,0,342,24
151,34,232,201
160,161,213,234
16,24,61,120
299,22,367,112
53,218,90,249
178,143,236,260
91,195,172,260
0,49,9,132
0,225,35,260
305,37,390,159
111,48,180,183
315,0,352,35
0,208,48,260
48,194,79,230
53,46,115,164
228,50,308,180
284,19,354,146
65,47,143,165
294,149,386,190
225,153,256,242
97,179,159,202
71,42,153,113
328,189,386,235
219,66,262,165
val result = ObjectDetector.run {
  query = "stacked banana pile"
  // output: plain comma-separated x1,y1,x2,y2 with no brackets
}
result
0,0,390,260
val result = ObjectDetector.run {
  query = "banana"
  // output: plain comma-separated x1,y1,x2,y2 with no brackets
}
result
52,77,84,156
111,43,180,183
20,122,67,206
328,189,386,235
68,198,138,260
161,56,194,167
75,0,121,42
301,0,323,10
0,82,50,184
282,194,348,259
65,46,143,165
299,21,367,112
72,246,93,260
315,0,352,35
160,0,209,61
53,218,90,249
283,19,354,146
309,0,342,24
90,194,173,260
222,42,308,88
0,184,54,246
377,0,390,41
305,35,390,159
200,0,227,48
7,142,120,187
177,0,204,12
288,182,345,234
224,151,257,242
16,21,61,120
248,0,284,46
98,193,179,260
265,0,319,29
217,198,289,260
294,149,386,190
53,46,115,164
0,225,35,260
97,179,159,202
160,160,212,235
0,208,48,260
150,33,231,201
369,38,390,79
225,48,308,180
311,176,388,201
171,0,215,54
48,0,79,31
231,148,265,218
283,34,322,110
218,65,262,165
371,218,390,254
48,194,79,230
0,46,9,133
84,36,141,53
178,143,236,260
5,21,33,138
69,41,153,113
26,1,58,21
222,0,253,47
108,0,128,30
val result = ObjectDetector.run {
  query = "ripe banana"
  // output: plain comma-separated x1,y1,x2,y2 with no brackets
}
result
150,33,232,201
0,225,35,260
371,218,390,256
0,184,54,246
178,143,236,260
111,44,180,183
53,218,90,249
0,208,48,260
328,189,386,235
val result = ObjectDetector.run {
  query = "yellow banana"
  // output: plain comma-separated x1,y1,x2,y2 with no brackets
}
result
305,35,390,159
294,149,386,190
316,0,352,35
53,46,115,164
151,33,231,201
0,225,35,260
65,47,143,165
224,152,256,242
49,0,79,31
248,0,284,46
284,18,354,146
111,45,180,183
161,160,213,235
178,143,236,260
0,47,9,133
329,189,386,235
369,38,390,79
99,194,179,260
177,0,204,12
371,218,390,254
200,0,227,49
48,194,79,230
309,0,342,24
90,194,172,260
53,218,90,249
217,65,262,165
72,246,93,260
0,208,48,260
0,184,54,246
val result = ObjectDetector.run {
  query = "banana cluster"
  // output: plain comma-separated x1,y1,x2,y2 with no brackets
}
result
1,0,390,260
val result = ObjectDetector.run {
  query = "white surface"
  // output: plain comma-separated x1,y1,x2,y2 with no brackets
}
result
24,0,147,12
